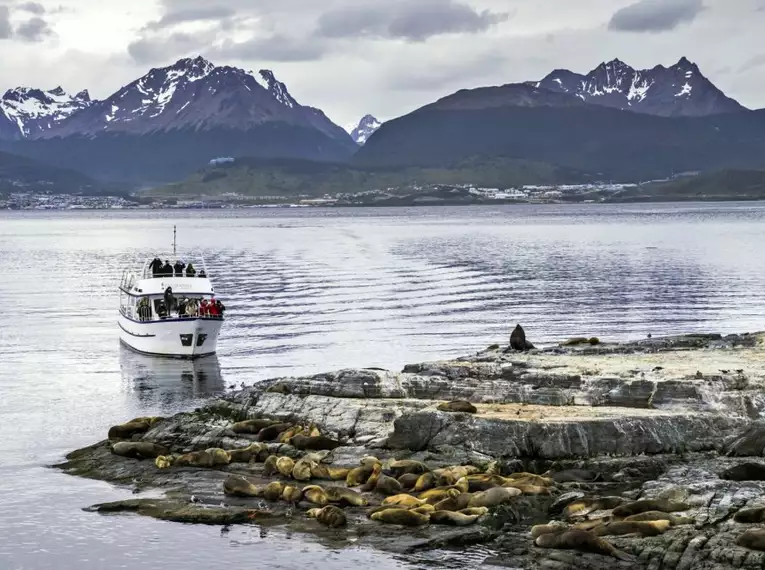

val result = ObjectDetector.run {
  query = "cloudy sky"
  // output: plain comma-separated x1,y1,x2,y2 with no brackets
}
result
0,0,763,127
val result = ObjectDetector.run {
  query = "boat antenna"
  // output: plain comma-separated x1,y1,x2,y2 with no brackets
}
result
173,225,176,257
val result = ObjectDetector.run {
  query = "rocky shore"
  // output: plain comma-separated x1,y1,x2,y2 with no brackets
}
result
56,330,765,569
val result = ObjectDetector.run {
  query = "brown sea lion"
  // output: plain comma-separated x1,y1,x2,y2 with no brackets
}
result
434,466,480,486
722,462,765,482
572,519,609,532
531,522,568,538
612,499,689,518
509,324,534,351
534,530,633,561
257,423,293,442
437,401,477,414
266,382,291,395
468,487,521,508
227,443,264,464
459,506,489,517
276,456,295,477
414,471,436,492
263,481,285,501
263,455,279,476
504,482,554,496
107,420,151,440
411,504,436,515
737,528,765,551
310,463,350,481
278,425,304,444
307,505,346,528
429,510,482,526
174,448,230,468
282,485,303,503
361,463,383,492
387,459,429,477
375,473,403,496
291,458,314,482
734,506,765,523
382,494,428,508
155,455,174,469
302,485,329,506
111,441,168,459
546,469,601,483
397,473,421,490
230,418,281,434
593,520,671,537
504,472,554,487
563,497,624,520
323,486,367,507
370,508,430,527
346,464,376,487
624,511,693,525
289,434,341,451
223,475,264,497
433,493,473,512
467,474,508,492
419,487,462,503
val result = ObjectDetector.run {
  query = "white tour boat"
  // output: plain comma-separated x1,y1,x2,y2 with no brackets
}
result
118,228,225,358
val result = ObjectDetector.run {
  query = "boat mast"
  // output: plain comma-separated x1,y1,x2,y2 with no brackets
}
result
173,225,176,257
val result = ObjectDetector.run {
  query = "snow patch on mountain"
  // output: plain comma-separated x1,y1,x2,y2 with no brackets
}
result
348,114,382,145
0,86,92,137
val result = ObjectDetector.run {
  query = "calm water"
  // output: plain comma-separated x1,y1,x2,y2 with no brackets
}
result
1,203,765,569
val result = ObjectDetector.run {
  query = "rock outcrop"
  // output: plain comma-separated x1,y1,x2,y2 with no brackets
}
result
55,331,765,569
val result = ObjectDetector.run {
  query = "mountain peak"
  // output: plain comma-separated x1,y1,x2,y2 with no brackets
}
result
255,69,297,108
348,114,382,145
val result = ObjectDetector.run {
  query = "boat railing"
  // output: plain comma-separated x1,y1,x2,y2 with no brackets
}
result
139,253,210,280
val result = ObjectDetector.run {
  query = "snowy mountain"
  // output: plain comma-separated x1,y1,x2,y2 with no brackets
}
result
39,56,351,143
347,114,382,145
533,57,746,117
0,87,92,139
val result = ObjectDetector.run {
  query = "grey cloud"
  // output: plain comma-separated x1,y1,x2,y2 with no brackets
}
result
608,0,704,32
128,31,215,65
316,0,509,42
15,16,54,41
0,6,11,39
214,34,328,62
18,2,45,14
145,6,236,31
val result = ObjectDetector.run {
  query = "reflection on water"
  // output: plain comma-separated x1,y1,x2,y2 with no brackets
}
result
119,348,226,406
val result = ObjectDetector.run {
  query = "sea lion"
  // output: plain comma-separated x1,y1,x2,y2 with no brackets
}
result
289,434,341,451
721,462,765,481
734,506,765,523
467,474,508,492
107,420,151,440
278,425,304,444
307,505,346,528
411,504,436,515
572,519,609,532
361,463,383,492
387,459,429,477
419,487,462,503
310,463,350,481
612,499,690,518
375,473,403,496
468,487,521,508
282,485,303,503
547,469,601,483
459,507,489,517
429,511,482,526
223,475,264,498
593,520,671,537
292,458,314,482
346,465,376,487
504,482,554,496
383,494,428,508
263,455,279,476
563,497,624,520
370,508,430,527
257,423,293,442
504,472,554,487
303,450,332,463
230,418,281,434
266,382,291,395
624,511,693,525
534,530,633,561
307,425,321,437
434,466,480,486
531,522,568,538
227,444,264,464
302,485,329,506
414,472,436,492
397,473,421,490
509,324,534,351
263,481,285,501
323,486,368,507
174,448,230,468
276,456,295,478
437,401,477,414
737,528,765,551
111,441,168,459
432,493,473,512
155,455,174,469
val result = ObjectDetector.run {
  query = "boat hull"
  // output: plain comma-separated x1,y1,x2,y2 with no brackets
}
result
118,314,223,359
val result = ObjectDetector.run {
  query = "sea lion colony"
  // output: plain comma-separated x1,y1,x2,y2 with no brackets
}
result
102,412,765,562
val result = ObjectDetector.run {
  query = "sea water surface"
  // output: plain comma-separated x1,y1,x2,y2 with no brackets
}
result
1,203,765,569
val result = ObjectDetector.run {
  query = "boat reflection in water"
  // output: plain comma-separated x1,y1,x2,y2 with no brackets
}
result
119,346,226,409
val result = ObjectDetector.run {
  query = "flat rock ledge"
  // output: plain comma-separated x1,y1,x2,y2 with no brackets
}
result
55,332,765,569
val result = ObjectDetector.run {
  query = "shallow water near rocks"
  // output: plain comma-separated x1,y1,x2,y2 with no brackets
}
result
2,203,765,569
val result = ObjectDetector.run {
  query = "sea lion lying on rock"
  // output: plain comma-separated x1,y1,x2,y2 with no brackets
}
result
370,508,430,527
171,448,231,468
534,530,633,561
307,463,349,481
386,459,429,477
531,522,569,538
468,487,521,508
721,462,765,481
737,528,765,551
263,481,285,502
437,401,477,414
592,520,671,537
563,497,624,519
612,499,690,518
397,473,421,490
546,469,601,483
289,434,341,451
276,456,295,477
429,510,482,526
302,485,329,506
223,475,264,498
111,441,168,459
624,511,693,525
257,423,293,442
323,486,368,507
230,418,282,435
282,485,303,503
383,494,428,508
226,443,265,463
107,419,155,440
433,493,473,512
734,506,765,523
307,505,346,528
